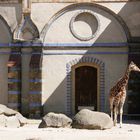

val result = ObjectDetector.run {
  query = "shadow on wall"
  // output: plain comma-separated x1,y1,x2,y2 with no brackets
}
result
43,77,67,115
28,48,43,118
42,56,105,117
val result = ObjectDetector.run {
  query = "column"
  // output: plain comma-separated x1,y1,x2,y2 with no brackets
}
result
29,48,42,118
7,48,21,111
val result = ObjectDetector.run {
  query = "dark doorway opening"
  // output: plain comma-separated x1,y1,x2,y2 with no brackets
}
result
128,54,140,119
75,66,97,113
128,72,140,114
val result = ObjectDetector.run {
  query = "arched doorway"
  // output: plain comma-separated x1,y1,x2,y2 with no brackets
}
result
67,57,105,115
72,63,98,114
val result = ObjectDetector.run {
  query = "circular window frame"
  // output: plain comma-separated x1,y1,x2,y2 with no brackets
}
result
70,10,100,41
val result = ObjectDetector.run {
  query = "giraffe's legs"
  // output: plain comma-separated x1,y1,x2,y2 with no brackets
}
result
110,104,113,121
111,108,113,121
114,106,118,126
119,91,126,128
109,97,114,121
119,103,124,128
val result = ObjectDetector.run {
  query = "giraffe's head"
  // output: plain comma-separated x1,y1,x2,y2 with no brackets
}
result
129,61,140,72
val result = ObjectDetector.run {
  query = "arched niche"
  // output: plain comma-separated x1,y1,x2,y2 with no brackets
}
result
0,15,12,43
41,3,130,45
14,15,39,41
66,56,105,115
0,15,12,106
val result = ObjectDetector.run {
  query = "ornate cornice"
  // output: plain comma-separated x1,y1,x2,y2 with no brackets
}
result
31,0,139,3
0,0,139,4
0,0,21,3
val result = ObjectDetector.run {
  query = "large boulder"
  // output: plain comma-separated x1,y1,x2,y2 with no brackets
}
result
15,113,28,126
0,104,28,127
0,104,17,116
72,109,113,130
0,114,6,127
5,116,20,128
39,112,72,128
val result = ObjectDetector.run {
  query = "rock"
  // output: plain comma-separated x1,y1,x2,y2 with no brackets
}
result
72,109,113,130
5,116,20,128
4,107,18,116
39,112,72,128
0,104,6,115
39,119,47,128
0,114,6,127
15,113,28,126
0,104,28,127
0,104,17,116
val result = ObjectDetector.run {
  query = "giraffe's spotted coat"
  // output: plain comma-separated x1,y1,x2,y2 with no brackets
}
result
109,61,140,127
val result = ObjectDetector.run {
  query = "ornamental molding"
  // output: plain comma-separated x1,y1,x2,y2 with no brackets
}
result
0,0,20,3
14,15,39,41
31,0,139,3
40,3,131,43
70,10,100,41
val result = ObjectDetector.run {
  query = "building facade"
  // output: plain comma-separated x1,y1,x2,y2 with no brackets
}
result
0,0,140,118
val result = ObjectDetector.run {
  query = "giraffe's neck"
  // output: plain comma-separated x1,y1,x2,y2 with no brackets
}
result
110,66,131,96
122,67,130,86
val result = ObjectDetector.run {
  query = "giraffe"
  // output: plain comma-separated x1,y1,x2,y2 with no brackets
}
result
109,61,140,128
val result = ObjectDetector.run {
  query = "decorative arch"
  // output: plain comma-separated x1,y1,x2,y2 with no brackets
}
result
0,15,13,42
14,15,39,41
66,56,105,115
40,2,131,43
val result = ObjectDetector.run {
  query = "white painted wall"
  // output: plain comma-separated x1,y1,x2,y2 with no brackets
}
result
31,2,140,38
41,4,127,43
39,3,129,114
0,3,22,32
42,47,128,114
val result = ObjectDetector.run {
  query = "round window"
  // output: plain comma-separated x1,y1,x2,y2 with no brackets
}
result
70,11,99,41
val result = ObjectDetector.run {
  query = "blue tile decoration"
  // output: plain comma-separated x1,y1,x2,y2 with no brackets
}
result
29,103,41,107
8,91,20,94
29,79,42,82
29,91,41,94
8,79,21,82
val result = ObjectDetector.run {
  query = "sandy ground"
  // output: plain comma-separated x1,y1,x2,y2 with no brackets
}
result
0,120,140,140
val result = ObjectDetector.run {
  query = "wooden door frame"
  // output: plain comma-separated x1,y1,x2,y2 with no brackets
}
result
71,62,100,115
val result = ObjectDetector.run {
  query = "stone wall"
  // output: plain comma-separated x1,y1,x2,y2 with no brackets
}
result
0,1,139,116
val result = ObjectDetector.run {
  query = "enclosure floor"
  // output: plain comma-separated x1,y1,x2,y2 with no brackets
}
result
0,120,140,140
